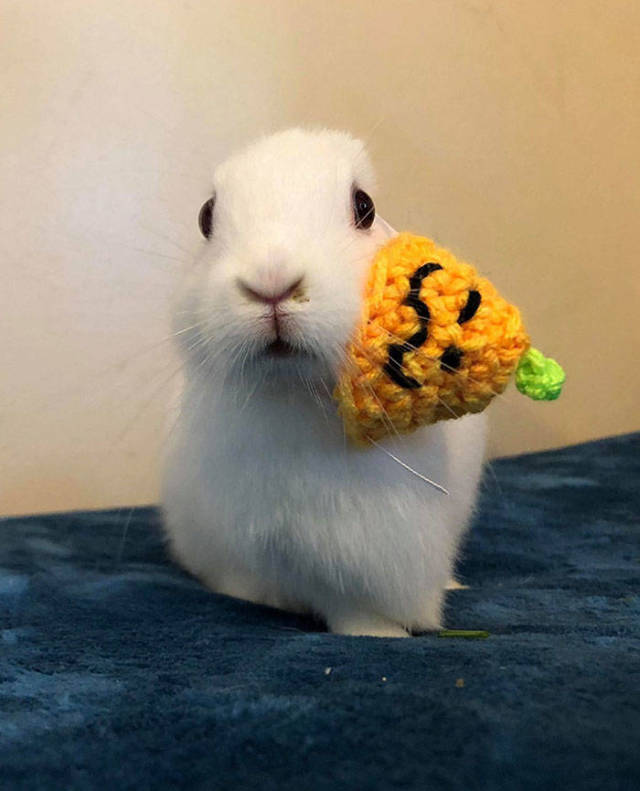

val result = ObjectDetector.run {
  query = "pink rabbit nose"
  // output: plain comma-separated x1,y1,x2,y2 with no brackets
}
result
238,276,305,306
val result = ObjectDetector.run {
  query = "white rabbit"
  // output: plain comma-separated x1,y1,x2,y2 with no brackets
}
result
162,128,487,637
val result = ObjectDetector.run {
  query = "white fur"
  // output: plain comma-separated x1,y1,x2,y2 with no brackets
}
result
162,128,487,637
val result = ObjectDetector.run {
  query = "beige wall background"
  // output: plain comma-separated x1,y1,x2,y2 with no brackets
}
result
2,0,639,516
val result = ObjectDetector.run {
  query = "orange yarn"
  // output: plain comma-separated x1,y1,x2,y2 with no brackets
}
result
335,233,530,444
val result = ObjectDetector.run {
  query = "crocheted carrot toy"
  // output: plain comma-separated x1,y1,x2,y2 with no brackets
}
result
335,233,565,444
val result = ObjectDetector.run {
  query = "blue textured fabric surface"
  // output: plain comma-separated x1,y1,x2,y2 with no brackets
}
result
1,433,639,790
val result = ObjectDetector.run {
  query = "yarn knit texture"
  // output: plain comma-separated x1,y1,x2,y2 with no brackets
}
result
335,233,530,444
516,348,565,401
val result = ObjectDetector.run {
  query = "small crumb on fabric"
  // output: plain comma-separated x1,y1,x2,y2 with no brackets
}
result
381,676,387,682
324,667,332,675
456,678,465,688
437,630,489,639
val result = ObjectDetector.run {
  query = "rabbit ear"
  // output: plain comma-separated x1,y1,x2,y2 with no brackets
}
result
374,215,398,238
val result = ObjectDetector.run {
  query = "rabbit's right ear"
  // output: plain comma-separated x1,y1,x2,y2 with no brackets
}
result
374,215,398,239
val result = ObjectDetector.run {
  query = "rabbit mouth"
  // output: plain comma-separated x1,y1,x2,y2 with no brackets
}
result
261,337,317,360
264,338,297,357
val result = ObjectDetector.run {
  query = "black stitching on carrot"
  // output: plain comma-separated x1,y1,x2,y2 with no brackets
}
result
383,263,442,389
440,346,463,372
457,289,481,324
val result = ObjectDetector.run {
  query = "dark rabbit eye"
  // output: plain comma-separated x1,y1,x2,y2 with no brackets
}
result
198,195,215,239
353,188,375,230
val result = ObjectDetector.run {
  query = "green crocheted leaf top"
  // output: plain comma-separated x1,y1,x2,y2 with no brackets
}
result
516,347,565,401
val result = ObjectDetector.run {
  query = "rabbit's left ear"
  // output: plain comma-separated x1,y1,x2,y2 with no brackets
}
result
373,215,398,239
